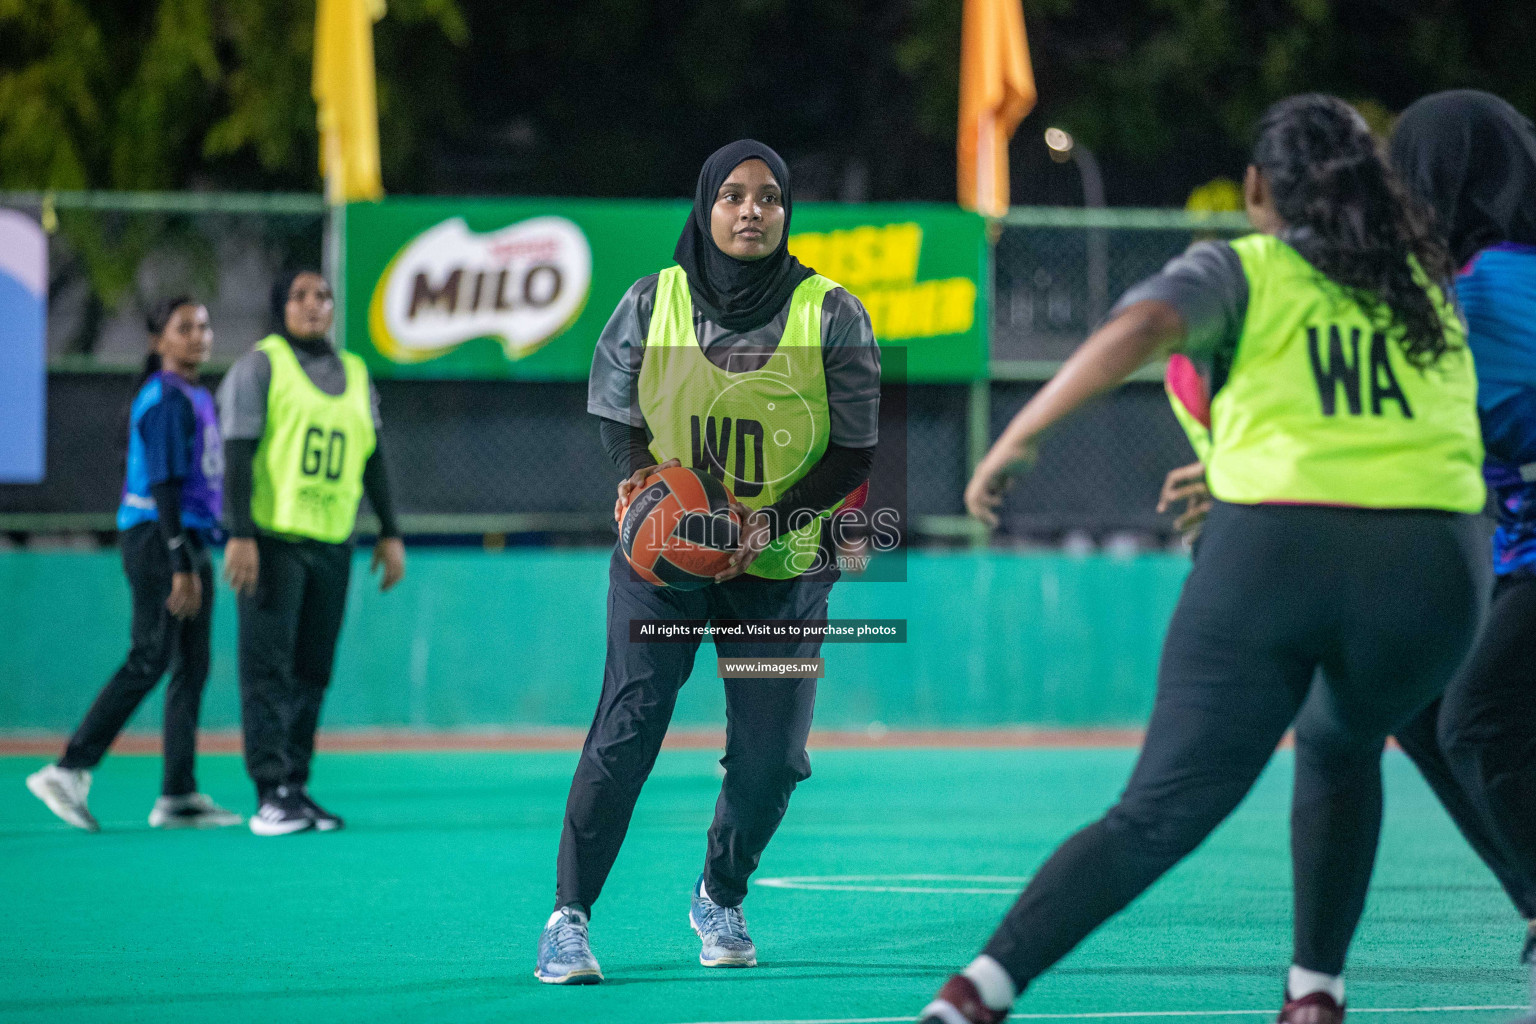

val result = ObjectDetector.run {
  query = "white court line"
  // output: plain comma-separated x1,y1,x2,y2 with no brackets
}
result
666,1008,1526,1024
742,878,1527,1020
757,875,1031,895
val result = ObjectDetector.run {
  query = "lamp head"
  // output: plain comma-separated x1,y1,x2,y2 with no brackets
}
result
1045,127,1075,163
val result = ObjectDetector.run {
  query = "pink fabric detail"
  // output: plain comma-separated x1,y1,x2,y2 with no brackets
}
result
1165,354,1211,428
833,479,870,517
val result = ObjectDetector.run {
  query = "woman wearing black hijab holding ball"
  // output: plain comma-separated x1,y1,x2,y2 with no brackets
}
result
536,140,881,984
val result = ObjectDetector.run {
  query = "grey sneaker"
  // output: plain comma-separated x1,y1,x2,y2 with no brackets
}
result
149,793,242,829
535,907,603,984
689,875,756,967
26,765,99,832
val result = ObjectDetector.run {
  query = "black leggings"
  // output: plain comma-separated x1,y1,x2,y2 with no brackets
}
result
1396,682,1536,918
60,522,214,796
237,534,352,799
555,545,832,913
1427,572,1536,916
982,501,1486,986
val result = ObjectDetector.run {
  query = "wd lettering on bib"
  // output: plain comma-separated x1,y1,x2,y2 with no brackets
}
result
1306,325,1412,418
690,415,765,498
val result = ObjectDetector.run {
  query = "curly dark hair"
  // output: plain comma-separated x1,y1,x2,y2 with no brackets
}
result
1253,94,1456,368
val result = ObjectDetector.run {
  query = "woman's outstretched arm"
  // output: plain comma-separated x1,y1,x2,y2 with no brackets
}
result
965,299,1187,526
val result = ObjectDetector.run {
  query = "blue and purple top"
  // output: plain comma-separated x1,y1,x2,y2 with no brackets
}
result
1459,242,1536,575
117,370,224,536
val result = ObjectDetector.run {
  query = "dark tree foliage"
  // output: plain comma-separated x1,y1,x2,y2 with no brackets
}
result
2,0,1533,205
0,0,467,192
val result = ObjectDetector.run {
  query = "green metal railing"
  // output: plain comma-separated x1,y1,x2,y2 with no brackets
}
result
8,191,1246,380
5,189,1242,226
0,189,326,216
999,207,1248,231
4,193,1243,540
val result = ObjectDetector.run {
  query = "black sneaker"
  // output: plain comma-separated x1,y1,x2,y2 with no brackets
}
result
249,785,314,836
296,788,344,831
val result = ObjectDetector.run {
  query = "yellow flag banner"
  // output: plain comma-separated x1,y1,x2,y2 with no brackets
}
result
313,0,385,204
957,0,1037,218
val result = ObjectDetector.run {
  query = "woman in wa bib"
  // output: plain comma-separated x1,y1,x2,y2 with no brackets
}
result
925,96,1484,1024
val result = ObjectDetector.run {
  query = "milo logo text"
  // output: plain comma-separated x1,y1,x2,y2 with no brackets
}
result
369,216,592,364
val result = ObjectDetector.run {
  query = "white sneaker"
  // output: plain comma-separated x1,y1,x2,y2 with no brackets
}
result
249,786,315,836
26,765,99,832
149,793,242,829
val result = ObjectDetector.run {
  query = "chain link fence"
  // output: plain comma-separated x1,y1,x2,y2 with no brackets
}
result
992,208,1248,363
1,191,325,370
982,210,1249,544
0,195,1250,547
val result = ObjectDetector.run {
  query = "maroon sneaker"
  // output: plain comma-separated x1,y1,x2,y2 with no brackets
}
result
1279,991,1345,1024
920,974,1009,1024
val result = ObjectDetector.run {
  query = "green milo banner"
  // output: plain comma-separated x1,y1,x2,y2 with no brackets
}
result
342,198,988,381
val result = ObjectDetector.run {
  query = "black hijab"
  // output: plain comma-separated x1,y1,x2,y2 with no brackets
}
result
270,268,331,348
1390,90,1536,266
673,139,814,332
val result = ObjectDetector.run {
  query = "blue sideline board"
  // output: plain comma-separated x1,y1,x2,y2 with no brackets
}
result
0,210,46,484
0,549,1191,732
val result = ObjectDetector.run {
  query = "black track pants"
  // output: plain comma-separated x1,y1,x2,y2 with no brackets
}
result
237,534,351,799
1395,691,1536,918
1434,572,1536,916
61,523,214,797
555,545,833,913
982,501,1486,986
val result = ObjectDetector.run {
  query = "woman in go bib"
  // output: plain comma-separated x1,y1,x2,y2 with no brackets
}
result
27,297,240,832
218,270,406,836
536,140,880,984
923,96,1485,1024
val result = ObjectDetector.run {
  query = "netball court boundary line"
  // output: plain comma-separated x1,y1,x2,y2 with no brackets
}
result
666,1007,1525,1024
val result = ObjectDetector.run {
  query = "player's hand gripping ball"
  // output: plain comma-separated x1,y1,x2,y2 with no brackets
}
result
619,466,742,589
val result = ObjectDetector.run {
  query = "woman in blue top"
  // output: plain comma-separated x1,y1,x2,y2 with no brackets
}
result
26,297,241,832
1391,89,1536,982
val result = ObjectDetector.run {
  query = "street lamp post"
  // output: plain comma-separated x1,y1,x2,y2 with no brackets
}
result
1046,127,1108,325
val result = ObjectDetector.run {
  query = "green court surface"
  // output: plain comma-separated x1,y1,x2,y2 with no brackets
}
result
0,747,1527,1024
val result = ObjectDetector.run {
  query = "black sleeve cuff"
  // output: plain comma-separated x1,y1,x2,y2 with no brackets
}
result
763,443,876,540
222,438,258,539
362,439,401,538
598,416,654,476
149,478,192,572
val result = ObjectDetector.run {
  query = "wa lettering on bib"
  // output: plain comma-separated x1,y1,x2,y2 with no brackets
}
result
1203,234,1483,512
